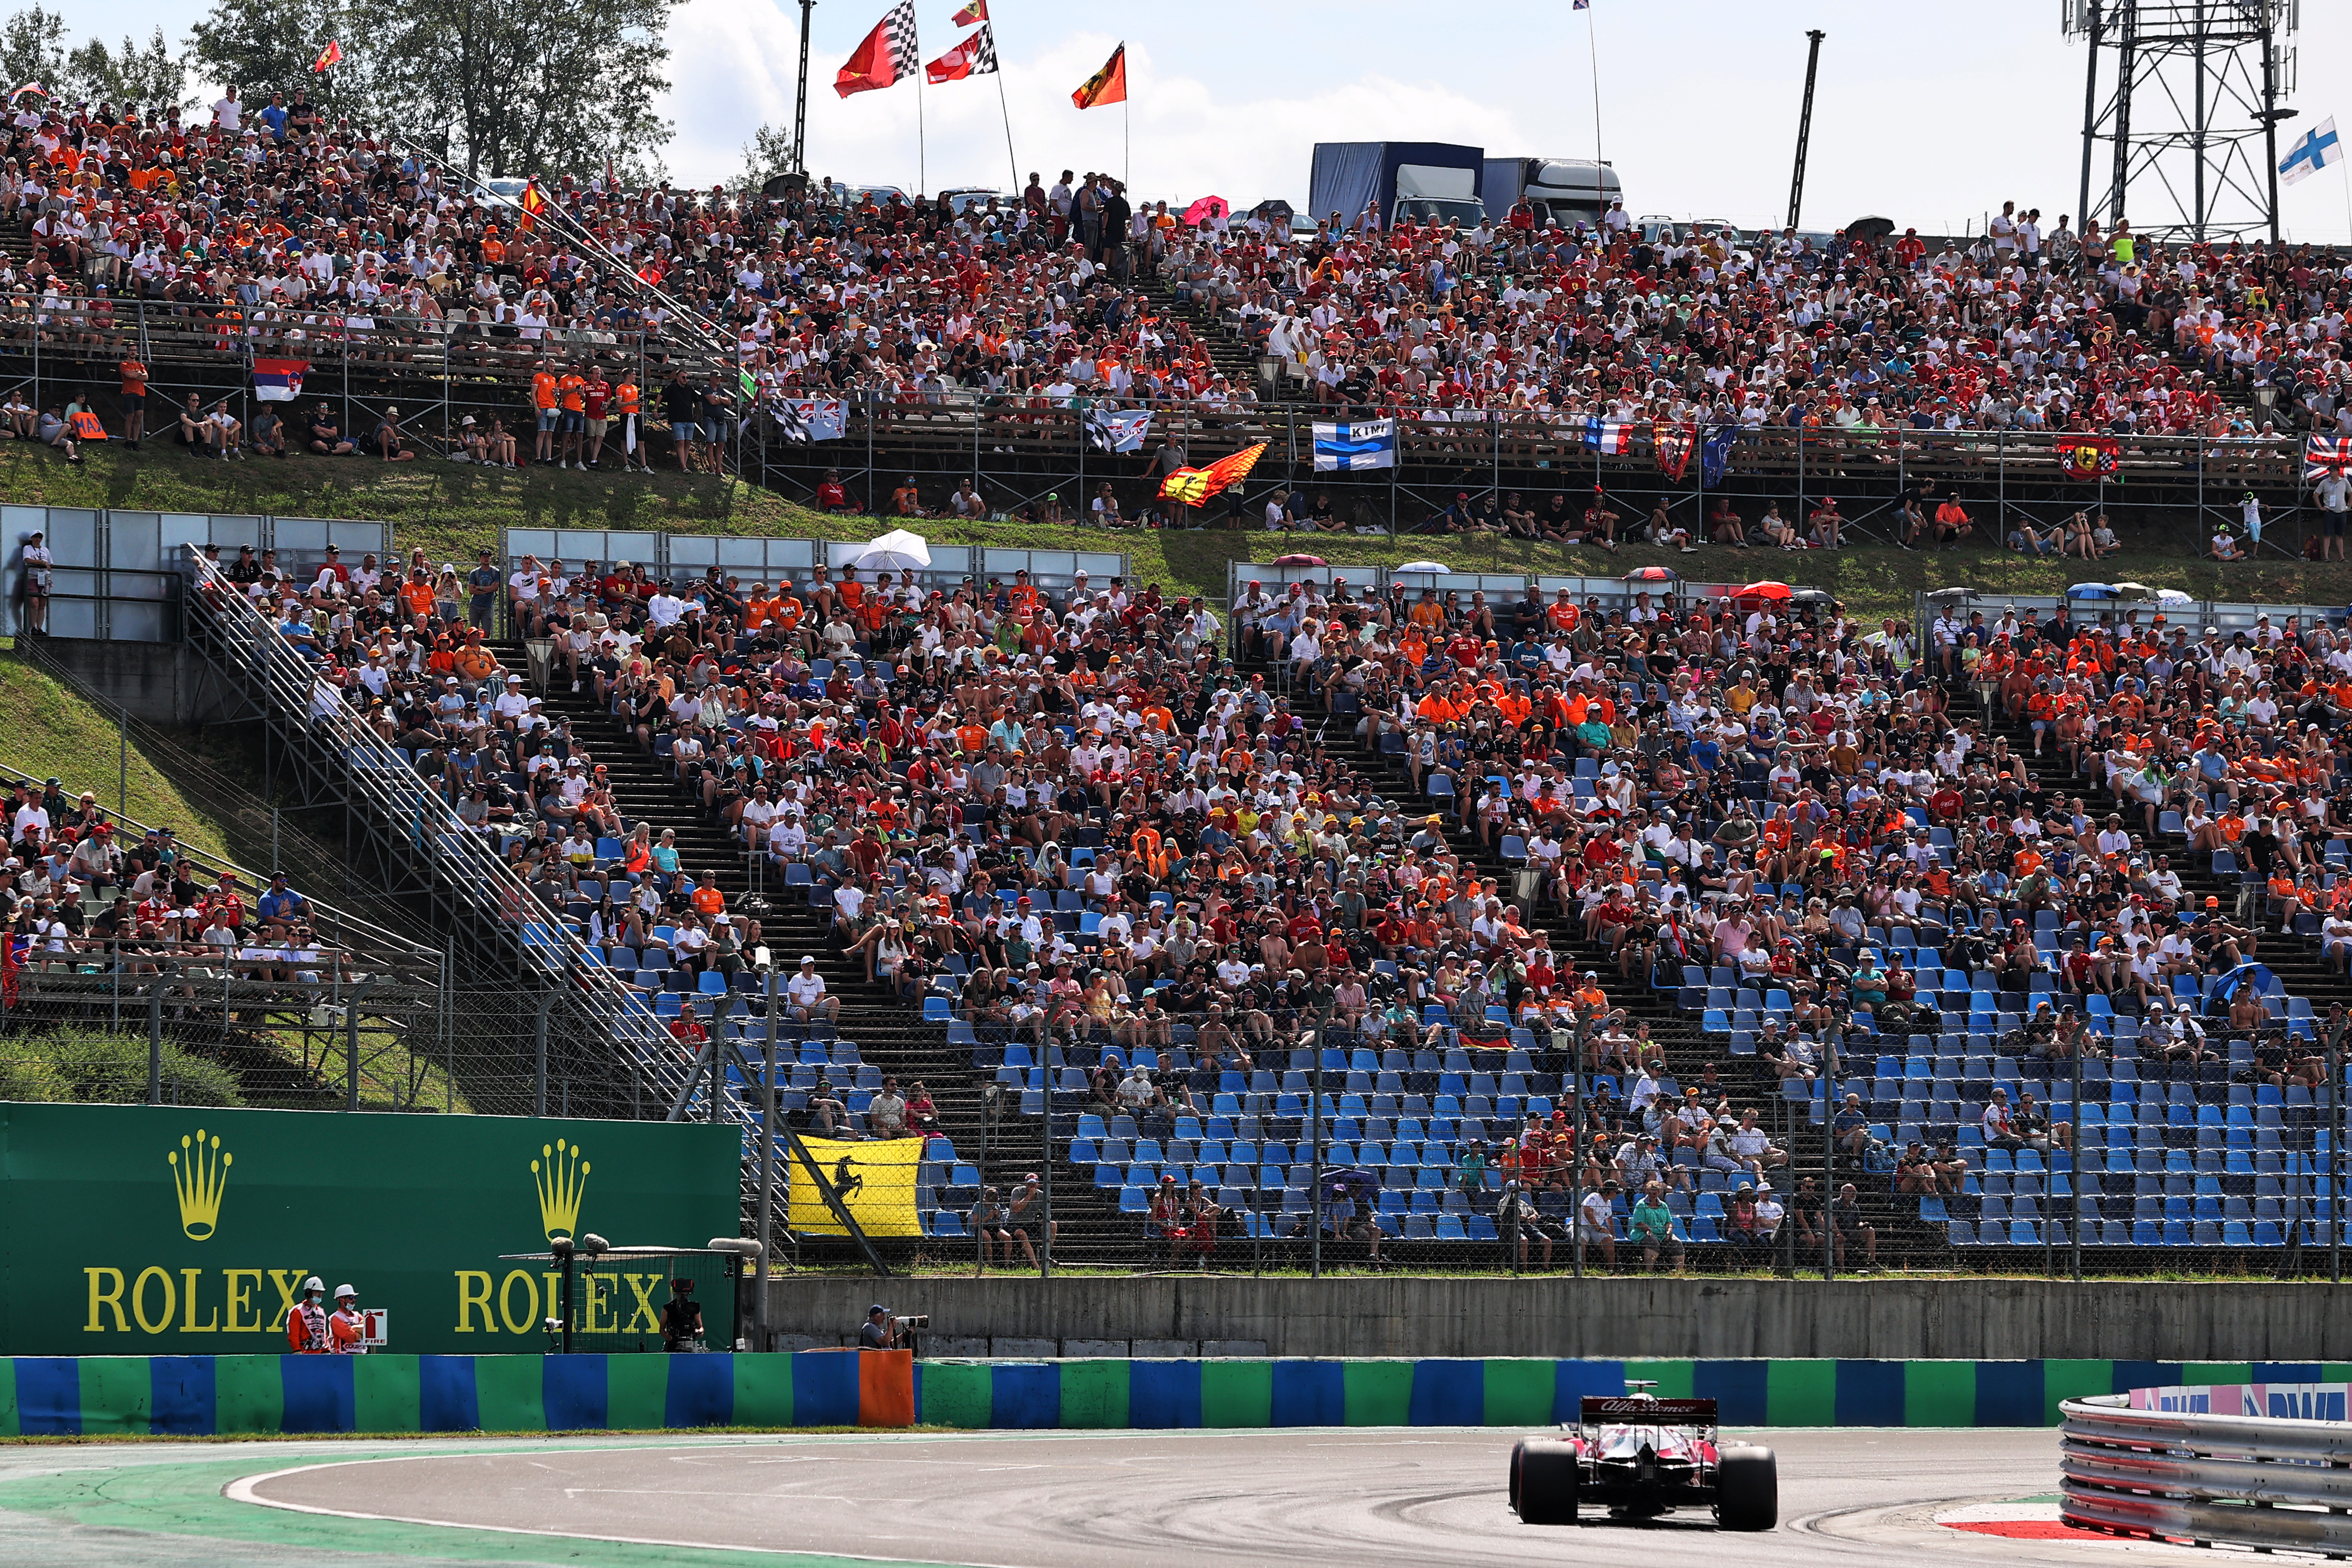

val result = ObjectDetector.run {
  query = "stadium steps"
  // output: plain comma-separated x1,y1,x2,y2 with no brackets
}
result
1947,675,2352,1018
1131,269,1293,404
485,642,1102,1257
1239,653,1924,1265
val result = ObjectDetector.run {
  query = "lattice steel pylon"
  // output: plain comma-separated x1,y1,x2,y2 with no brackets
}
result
2064,0,2300,244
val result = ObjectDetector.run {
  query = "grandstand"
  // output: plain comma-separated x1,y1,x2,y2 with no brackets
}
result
17,88,2352,1277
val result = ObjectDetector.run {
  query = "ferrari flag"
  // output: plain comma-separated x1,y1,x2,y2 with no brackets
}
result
837,1,921,97
951,0,987,22
2059,434,2120,481
1072,43,1127,109
788,1134,925,1238
1161,441,1265,508
312,39,343,72
926,24,998,83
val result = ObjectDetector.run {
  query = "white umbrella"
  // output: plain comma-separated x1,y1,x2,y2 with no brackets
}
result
1396,560,1451,573
849,529,931,572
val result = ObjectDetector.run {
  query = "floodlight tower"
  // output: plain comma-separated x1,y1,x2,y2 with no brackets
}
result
2063,0,2300,245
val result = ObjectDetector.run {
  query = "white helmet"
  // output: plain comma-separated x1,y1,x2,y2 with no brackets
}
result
302,1275,325,1294
334,1284,357,1302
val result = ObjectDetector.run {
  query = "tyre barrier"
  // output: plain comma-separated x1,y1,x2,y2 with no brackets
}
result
2060,1391,2352,1555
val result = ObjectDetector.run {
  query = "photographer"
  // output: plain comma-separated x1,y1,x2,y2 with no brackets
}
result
859,1303,906,1349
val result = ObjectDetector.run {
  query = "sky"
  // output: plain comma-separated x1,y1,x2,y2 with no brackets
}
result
84,0,2352,241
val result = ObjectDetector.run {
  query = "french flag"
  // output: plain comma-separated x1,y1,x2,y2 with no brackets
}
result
1584,417,1630,454
253,358,308,401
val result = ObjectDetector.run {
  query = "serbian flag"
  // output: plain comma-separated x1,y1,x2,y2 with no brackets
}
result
1072,43,1127,109
951,0,987,22
1160,441,1265,508
253,358,308,401
926,24,998,83
312,39,343,72
518,179,548,232
837,0,920,97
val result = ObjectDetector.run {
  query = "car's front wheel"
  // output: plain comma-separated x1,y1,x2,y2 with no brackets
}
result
1714,1445,1778,1531
1510,1437,1580,1525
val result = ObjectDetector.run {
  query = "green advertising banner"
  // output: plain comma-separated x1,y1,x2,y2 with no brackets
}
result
0,1104,741,1357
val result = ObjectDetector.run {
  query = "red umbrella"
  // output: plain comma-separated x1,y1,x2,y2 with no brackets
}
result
1622,566,1680,583
1271,553,1327,567
1183,195,1231,227
1736,581,1792,600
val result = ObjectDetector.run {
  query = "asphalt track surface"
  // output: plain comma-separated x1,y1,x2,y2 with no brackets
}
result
0,1427,2315,1566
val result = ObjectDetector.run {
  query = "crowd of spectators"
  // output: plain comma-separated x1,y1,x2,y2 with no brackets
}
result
12,86,2350,490
0,769,343,987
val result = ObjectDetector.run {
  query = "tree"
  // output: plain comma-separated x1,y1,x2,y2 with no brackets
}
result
736,122,795,199
378,0,681,180
0,5,67,98
189,0,382,122
191,0,681,181
67,29,190,114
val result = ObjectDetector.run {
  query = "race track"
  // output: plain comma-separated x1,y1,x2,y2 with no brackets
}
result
0,1426,2309,1566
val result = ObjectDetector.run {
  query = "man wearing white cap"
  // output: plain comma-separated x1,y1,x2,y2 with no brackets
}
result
786,955,836,1023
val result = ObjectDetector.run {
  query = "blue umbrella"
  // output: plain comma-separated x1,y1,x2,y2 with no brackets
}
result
2066,582,2120,600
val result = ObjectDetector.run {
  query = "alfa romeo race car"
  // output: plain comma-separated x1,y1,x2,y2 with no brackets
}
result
1508,1388,1777,1531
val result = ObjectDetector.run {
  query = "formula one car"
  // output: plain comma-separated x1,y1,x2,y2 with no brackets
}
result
1508,1386,1777,1531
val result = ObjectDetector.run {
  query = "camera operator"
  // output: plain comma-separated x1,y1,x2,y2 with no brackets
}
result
860,1302,926,1350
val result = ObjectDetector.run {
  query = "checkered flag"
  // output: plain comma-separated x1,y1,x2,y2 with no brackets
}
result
926,22,997,83
969,23,998,74
838,0,919,95
878,0,920,80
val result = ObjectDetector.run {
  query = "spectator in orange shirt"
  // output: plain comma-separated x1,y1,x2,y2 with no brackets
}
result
555,362,588,468
530,358,560,465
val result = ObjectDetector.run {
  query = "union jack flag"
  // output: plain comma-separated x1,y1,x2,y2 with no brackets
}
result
2306,435,2352,482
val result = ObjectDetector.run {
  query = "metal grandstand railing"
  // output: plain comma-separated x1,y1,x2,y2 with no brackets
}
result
179,547,685,1117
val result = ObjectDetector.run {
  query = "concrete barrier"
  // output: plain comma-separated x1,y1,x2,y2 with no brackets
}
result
13,1352,2346,1433
768,1277,2352,1363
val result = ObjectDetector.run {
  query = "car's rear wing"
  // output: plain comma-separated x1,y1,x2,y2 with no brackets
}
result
1581,1396,1719,1424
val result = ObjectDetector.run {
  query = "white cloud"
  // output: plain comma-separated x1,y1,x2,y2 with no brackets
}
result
658,18,1536,207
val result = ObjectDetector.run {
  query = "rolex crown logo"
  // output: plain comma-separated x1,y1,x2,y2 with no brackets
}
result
532,1138,588,1240
169,1128,231,1241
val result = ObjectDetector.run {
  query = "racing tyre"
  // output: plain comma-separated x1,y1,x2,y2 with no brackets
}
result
1510,1437,1580,1525
1714,1444,1778,1531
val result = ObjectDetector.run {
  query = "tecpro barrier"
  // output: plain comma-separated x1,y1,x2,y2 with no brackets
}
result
9,1354,2344,1436
0,1351,916,1436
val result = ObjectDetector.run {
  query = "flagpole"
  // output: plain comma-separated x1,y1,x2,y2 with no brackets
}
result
1585,5,1603,178
990,29,1019,193
908,11,927,201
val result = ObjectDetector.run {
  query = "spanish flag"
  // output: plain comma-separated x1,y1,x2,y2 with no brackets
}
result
518,179,548,232
1160,441,1265,508
1072,43,1126,109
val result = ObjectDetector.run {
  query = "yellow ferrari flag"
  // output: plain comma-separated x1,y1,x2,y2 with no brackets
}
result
789,1134,926,1238
1159,441,1266,508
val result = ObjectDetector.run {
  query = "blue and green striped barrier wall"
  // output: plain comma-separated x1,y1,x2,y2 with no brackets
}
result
4,1354,2343,1436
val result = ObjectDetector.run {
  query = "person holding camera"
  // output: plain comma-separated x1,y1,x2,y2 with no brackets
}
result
861,1307,903,1354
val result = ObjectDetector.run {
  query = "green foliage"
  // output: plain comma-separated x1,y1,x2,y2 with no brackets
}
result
66,28,189,113
0,1027,245,1106
190,0,680,180
738,123,796,197
0,5,67,101
187,0,379,122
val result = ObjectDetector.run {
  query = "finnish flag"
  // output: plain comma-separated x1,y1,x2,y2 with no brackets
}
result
1312,418,1396,471
2280,118,2340,187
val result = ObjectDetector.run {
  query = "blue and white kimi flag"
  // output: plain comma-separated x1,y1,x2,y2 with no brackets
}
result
1085,407,1155,453
2280,118,2340,187
774,398,847,442
1583,417,1631,455
1311,417,1397,471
